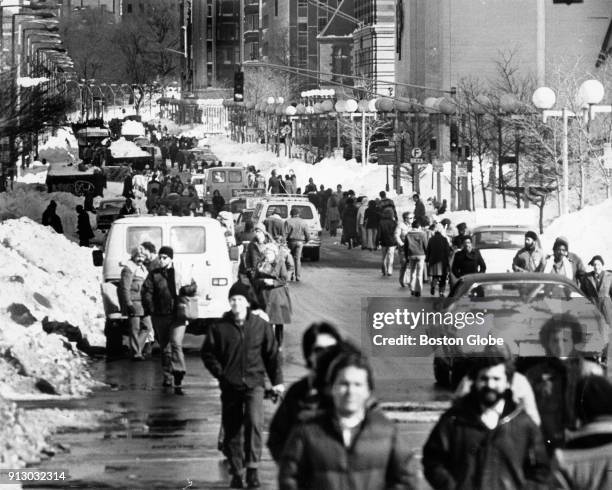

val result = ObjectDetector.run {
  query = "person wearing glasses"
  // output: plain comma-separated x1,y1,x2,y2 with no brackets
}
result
141,246,195,395
267,322,342,462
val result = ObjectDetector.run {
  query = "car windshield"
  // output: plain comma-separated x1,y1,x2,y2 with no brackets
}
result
465,281,582,302
473,230,524,249
291,205,314,219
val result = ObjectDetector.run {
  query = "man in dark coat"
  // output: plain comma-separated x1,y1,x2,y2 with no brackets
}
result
580,255,612,328
76,205,94,246
122,171,135,199
426,224,452,296
268,170,281,194
304,178,317,194
201,281,283,489
264,207,285,238
451,235,486,278
284,208,310,282
451,222,469,249
413,193,426,224
42,200,63,234
118,246,151,360
119,197,137,217
141,246,195,394
341,197,359,249
512,230,545,272
423,354,550,490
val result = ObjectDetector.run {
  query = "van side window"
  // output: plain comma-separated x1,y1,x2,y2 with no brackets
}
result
267,205,288,218
127,227,162,253
212,171,226,183
291,205,313,219
229,171,243,183
170,226,206,253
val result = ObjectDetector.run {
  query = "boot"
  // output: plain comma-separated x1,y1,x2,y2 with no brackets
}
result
245,468,260,488
230,474,244,489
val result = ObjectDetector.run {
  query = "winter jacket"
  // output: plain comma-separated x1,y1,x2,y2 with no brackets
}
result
552,417,612,490
543,252,586,283
394,221,410,247
422,392,550,490
404,229,428,257
284,217,310,242
341,202,359,239
326,196,341,223
141,266,184,316
118,260,149,317
414,199,426,222
268,376,321,463
581,271,612,329
77,211,94,241
451,249,486,278
512,247,546,272
426,232,452,268
378,217,397,247
265,215,285,238
200,310,282,389
364,207,381,229
279,408,418,490
252,259,292,324
42,207,63,234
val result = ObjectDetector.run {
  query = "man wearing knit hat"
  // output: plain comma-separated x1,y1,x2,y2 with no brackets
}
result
142,246,195,394
543,236,586,284
201,281,283,488
512,231,545,272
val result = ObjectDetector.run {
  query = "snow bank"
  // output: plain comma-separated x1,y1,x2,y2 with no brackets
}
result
542,199,612,266
121,120,146,136
110,137,150,158
38,127,78,164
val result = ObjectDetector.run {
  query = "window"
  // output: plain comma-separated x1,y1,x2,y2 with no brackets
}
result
298,22,307,32
211,170,226,183
291,205,313,220
275,0,278,16
229,171,243,183
126,227,162,253
170,227,206,254
473,231,524,249
266,205,287,218
126,3,132,13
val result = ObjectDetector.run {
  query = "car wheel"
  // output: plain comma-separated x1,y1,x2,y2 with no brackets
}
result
433,357,452,387
309,247,320,262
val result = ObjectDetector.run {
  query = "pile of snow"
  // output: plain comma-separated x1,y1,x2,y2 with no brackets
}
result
179,125,209,139
16,169,47,185
437,208,539,231
542,199,612,265
121,120,146,136
110,138,150,158
38,127,78,164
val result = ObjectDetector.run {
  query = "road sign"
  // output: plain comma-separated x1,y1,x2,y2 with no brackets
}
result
409,158,424,164
411,147,422,158
457,167,468,178
377,147,397,166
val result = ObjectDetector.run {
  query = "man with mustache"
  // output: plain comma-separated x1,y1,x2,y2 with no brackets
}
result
423,352,550,490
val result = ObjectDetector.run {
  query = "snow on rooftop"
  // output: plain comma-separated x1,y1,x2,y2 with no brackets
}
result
121,120,146,136
110,137,150,158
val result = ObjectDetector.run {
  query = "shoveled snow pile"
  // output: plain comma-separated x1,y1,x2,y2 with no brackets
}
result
542,199,612,265
38,127,78,164
0,185,94,239
110,137,149,158
121,120,146,136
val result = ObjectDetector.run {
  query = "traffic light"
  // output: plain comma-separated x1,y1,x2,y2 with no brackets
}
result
234,71,244,102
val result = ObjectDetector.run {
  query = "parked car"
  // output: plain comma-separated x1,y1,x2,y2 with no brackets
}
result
92,216,240,355
472,225,531,273
252,195,322,261
96,197,127,231
431,272,608,388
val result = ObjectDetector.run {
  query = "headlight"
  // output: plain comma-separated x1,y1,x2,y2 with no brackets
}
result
212,278,228,286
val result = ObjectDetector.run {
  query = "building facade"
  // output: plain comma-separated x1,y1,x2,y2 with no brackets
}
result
181,0,241,95
242,0,261,62
395,0,612,99
352,0,394,96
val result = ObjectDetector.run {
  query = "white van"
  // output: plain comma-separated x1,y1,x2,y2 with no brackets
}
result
93,216,239,354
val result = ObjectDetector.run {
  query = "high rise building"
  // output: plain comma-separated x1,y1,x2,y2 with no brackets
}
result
181,0,241,95
242,0,261,62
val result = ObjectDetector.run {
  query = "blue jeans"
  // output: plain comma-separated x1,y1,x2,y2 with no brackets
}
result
151,315,186,382
288,240,304,280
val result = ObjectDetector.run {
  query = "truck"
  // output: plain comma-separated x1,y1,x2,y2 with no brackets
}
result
46,161,107,197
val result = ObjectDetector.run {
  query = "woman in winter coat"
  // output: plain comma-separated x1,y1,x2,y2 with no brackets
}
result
341,197,359,249
212,190,225,216
251,242,292,346
364,200,380,251
279,352,417,490
326,193,341,237
426,223,452,297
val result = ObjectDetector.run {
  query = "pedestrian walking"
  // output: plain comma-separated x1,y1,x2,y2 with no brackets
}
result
268,170,281,194
512,230,546,272
341,197,359,249
552,375,612,490
580,255,612,327
42,200,63,234
284,208,310,282
451,236,486,278
326,192,341,237
212,189,225,216
395,212,412,286
279,352,418,490
264,207,285,238
364,200,380,251
122,171,135,199
76,205,94,246
141,246,196,394
201,281,284,489
413,193,426,224
244,223,272,279
426,223,452,297
267,322,342,462
251,243,292,347
378,207,397,276
118,246,152,360
404,220,428,296
451,222,469,250
304,177,317,194
423,352,550,490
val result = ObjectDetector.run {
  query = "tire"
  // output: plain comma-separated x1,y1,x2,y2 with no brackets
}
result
309,247,320,262
104,319,125,359
433,357,452,387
